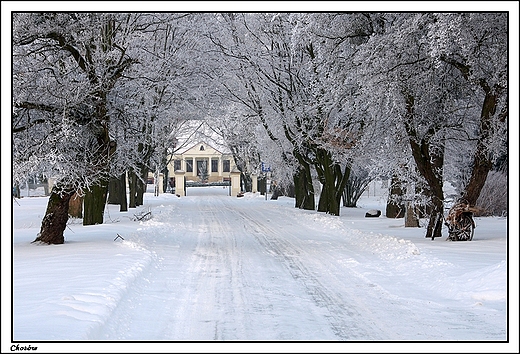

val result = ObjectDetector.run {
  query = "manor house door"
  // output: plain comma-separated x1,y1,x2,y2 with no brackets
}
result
196,159,208,181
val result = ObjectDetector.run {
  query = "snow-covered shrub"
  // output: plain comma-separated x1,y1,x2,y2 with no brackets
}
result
475,171,507,216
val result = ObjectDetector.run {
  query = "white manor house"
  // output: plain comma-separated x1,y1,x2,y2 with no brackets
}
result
164,140,244,197
167,141,237,185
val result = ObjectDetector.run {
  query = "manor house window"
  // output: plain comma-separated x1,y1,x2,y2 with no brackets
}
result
174,159,182,171
211,159,219,173
223,160,230,173
186,158,193,172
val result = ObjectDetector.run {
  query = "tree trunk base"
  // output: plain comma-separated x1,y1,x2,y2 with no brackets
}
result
33,185,74,245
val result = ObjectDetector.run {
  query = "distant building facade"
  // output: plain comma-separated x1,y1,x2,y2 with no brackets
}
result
167,141,237,184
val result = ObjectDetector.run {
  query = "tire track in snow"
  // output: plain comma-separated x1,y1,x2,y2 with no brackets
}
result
161,196,255,340
231,206,398,340
89,194,453,340
233,204,497,341
230,203,472,340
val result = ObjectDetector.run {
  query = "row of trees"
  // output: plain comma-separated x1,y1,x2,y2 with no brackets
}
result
13,13,205,244
201,13,507,238
12,12,508,244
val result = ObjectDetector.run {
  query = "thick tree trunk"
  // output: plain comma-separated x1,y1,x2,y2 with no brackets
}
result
83,181,108,226
82,87,112,226
462,89,497,205
425,196,444,240
13,184,21,198
386,174,405,218
107,173,128,211
243,172,252,193
404,184,419,227
68,192,83,218
403,92,445,239
162,167,169,194
107,176,121,204
423,149,445,240
315,149,350,216
119,172,128,212
318,182,338,215
405,202,419,227
258,176,266,195
33,184,75,244
293,163,315,210
136,168,147,206
129,169,137,208
136,182,144,205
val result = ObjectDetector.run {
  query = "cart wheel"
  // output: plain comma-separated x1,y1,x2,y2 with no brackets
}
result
458,215,474,241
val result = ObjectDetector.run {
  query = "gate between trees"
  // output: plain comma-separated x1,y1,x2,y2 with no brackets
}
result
173,170,242,197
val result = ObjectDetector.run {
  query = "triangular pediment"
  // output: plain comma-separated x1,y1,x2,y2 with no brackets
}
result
175,141,228,156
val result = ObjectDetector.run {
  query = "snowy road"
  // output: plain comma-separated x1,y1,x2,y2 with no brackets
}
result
85,191,505,341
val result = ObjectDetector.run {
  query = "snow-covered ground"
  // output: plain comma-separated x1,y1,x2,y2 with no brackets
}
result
4,183,518,353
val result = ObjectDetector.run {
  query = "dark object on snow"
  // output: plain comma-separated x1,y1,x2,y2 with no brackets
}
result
365,209,381,217
237,192,244,198
132,209,152,221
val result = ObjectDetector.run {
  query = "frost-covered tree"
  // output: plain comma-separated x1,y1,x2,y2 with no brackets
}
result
12,13,199,244
288,13,388,215
202,13,310,206
208,13,383,216
108,13,204,206
13,13,139,243
356,13,465,238
427,13,508,206
355,13,507,239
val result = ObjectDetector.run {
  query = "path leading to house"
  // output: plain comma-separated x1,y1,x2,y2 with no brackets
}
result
86,190,502,341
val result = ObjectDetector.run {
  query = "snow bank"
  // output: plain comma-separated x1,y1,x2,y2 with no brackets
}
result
13,235,154,340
